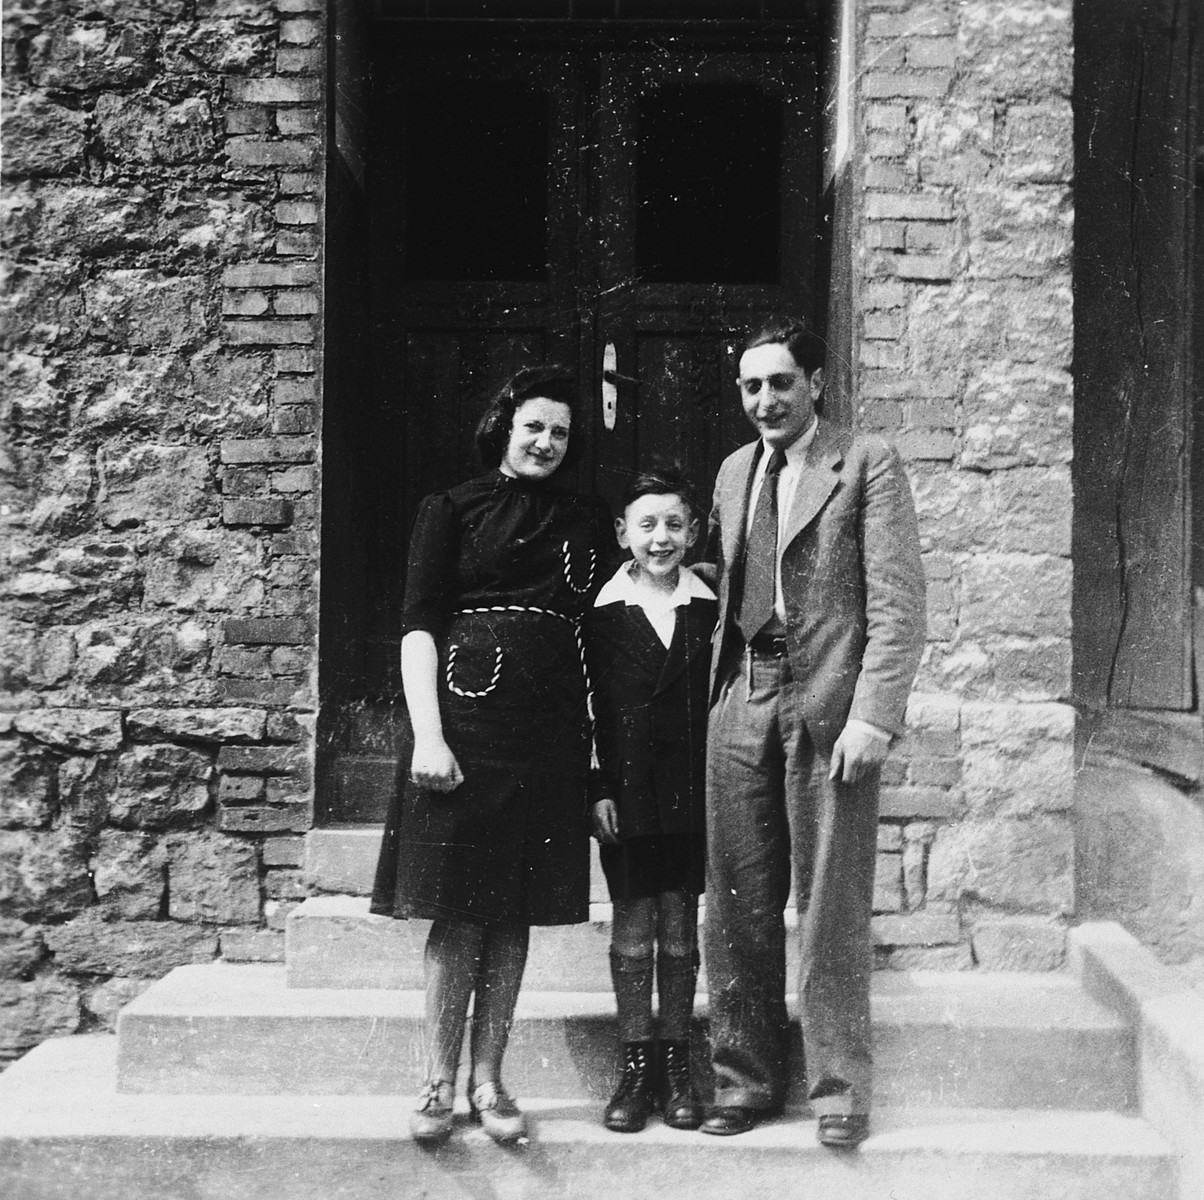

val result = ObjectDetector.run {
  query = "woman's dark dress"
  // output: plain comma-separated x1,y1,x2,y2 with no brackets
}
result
370,470,612,927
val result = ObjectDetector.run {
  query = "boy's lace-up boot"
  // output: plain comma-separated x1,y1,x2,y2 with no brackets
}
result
658,1039,702,1129
469,1080,528,1145
603,1040,656,1132
409,1079,455,1146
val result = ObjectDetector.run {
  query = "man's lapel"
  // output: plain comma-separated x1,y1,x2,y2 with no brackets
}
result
722,441,761,569
780,419,843,555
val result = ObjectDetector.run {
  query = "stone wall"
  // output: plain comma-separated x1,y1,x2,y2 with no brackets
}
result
1,0,324,1062
857,0,1075,970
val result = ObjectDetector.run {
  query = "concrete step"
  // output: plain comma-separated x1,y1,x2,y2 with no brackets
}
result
288,896,660,990
1,1035,1174,1200
115,963,1136,1112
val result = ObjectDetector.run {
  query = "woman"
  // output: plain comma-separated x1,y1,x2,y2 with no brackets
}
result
370,366,612,1148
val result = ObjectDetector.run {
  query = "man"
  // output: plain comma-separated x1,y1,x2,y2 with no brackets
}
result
701,317,926,1148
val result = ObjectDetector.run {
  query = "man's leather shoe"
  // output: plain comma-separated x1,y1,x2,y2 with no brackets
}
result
699,1105,760,1136
817,1112,869,1148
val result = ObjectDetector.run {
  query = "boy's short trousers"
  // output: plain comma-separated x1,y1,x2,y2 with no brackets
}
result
599,831,705,901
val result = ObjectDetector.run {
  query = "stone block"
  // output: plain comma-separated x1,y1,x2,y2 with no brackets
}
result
273,290,319,316
874,853,905,912
228,77,321,104
266,712,311,743
97,444,214,530
142,526,267,612
877,824,904,851
966,185,1072,280
961,553,1071,639
90,829,167,920
29,21,156,90
223,318,315,346
879,785,959,819
891,253,956,282
0,918,46,980
83,271,208,351
219,774,267,804
280,17,321,44
276,109,319,136
83,976,153,1031
275,347,316,372
223,263,319,289
222,497,293,526
262,835,304,867
876,943,974,970
127,708,267,745
1003,100,1073,184
872,912,960,946
272,406,314,433
865,193,955,222
216,743,305,776
0,976,80,1060
961,363,1072,469
927,815,1074,914
0,741,56,830
276,46,324,73
220,436,315,465
223,616,312,645
972,918,1066,971
280,170,318,194
162,23,274,75
960,701,1074,815
218,805,310,833
905,38,958,69
226,137,315,168
958,1,1072,99
220,928,284,962
13,709,123,752
862,70,953,100
94,94,216,165
0,95,86,178
867,8,955,38
167,832,261,925
223,290,270,317
107,744,213,830
218,679,308,706
44,913,217,977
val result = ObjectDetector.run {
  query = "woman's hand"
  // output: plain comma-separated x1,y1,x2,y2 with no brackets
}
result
410,736,464,793
591,797,621,844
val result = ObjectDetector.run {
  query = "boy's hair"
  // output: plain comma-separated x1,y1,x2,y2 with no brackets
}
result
621,462,699,519
474,365,585,471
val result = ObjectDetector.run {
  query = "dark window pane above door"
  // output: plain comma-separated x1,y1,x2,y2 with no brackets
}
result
404,84,549,280
636,83,781,284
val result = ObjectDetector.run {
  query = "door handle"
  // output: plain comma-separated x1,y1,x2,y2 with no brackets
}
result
602,342,618,430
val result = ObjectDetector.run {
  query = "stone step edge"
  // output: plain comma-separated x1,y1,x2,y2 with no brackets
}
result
0,1035,1172,1161
118,962,1129,1032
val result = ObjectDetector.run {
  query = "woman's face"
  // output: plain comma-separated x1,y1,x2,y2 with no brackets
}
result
499,397,572,481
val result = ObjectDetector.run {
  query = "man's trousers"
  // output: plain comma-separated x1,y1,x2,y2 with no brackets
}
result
704,649,879,1116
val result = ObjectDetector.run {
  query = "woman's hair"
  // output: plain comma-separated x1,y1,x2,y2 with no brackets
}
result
743,315,826,378
474,365,584,471
621,461,700,520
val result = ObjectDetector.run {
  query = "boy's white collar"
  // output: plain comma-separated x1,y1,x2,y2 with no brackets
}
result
594,561,716,608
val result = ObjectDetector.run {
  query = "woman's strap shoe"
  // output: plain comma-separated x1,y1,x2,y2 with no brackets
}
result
469,1080,529,1145
409,1079,455,1146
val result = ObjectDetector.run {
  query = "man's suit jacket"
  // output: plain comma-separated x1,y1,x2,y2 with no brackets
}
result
587,593,717,839
708,418,926,749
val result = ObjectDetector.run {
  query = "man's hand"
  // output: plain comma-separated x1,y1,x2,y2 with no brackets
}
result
591,797,621,844
410,736,464,793
828,721,890,785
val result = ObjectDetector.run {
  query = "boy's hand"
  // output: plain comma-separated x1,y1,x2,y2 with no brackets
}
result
591,798,621,844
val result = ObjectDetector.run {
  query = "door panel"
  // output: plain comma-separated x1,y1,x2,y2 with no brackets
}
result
322,22,821,823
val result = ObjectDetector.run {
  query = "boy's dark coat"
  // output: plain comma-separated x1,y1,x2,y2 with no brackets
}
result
586,592,718,840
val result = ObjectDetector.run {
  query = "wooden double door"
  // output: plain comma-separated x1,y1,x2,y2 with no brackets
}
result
322,18,823,821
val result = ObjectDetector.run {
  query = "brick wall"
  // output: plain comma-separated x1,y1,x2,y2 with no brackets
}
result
0,0,325,1060
857,0,1075,970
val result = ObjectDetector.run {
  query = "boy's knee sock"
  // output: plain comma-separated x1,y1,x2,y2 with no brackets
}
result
610,948,655,1043
656,948,699,1041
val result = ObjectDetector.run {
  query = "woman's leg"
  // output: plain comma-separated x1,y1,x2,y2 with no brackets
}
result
468,923,530,1086
423,918,485,1084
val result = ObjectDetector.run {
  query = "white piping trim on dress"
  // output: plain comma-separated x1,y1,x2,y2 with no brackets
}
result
560,541,596,595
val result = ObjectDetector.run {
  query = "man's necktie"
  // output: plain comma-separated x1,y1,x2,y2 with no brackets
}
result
738,447,786,643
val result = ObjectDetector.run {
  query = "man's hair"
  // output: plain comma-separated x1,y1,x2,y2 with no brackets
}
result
621,461,700,520
474,365,584,471
743,316,826,377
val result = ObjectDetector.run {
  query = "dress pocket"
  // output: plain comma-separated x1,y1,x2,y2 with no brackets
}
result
445,642,504,698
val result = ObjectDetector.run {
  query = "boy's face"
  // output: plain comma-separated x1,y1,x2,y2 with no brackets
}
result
616,493,698,581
